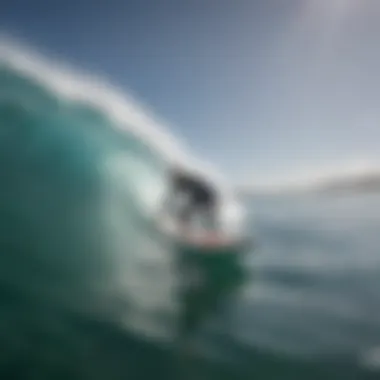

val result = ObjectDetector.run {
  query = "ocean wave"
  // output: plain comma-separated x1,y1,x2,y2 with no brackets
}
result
0,36,228,189
0,37,190,343
0,35,244,233
0,35,249,347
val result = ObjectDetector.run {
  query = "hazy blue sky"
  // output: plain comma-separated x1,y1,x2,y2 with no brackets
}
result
1,0,379,186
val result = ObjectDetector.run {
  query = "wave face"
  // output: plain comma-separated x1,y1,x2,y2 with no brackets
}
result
0,41,249,379
0,42,191,379
0,53,183,333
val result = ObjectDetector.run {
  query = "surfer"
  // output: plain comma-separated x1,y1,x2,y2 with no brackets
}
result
169,166,219,235
170,171,247,346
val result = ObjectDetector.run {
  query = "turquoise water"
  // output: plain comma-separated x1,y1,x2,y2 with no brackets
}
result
1,49,380,379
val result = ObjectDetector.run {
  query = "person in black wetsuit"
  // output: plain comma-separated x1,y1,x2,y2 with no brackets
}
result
169,167,218,231
169,168,219,337
169,169,247,341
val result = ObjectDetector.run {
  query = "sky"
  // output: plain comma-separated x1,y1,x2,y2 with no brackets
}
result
1,0,380,187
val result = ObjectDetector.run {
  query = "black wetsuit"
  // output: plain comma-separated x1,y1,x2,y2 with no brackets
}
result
170,170,217,227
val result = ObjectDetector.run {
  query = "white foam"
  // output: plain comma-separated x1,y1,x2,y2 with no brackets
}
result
0,36,230,193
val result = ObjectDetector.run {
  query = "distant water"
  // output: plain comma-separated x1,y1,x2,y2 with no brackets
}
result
1,41,380,380
199,193,380,379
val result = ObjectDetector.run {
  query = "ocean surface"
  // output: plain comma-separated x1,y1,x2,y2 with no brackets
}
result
219,193,380,379
0,40,380,380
